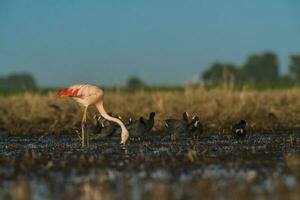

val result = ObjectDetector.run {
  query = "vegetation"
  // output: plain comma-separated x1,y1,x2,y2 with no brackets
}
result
1,87,300,135
126,76,147,90
202,52,300,87
0,73,37,91
290,55,300,81
1,51,300,135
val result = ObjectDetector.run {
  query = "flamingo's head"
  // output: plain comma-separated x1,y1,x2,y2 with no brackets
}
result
120,128,129,145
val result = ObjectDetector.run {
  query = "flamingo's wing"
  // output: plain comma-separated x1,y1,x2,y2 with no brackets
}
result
57,84,98,97
57,87,83,97
57,83,104,107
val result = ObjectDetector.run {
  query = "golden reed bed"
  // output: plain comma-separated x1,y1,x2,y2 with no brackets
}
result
1,87,300,135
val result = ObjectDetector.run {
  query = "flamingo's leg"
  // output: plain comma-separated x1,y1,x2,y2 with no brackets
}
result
81,115,85,147
81,106,88,147
85,112,90,147
85,106,90,146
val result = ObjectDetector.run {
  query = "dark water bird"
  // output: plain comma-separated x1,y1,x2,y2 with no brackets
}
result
232,120,247,139
92,113,121,139
187,116,203,139
74,113,112,135
144,112,156,131
93,114,104,133
165,112,189,141
127,112,156,138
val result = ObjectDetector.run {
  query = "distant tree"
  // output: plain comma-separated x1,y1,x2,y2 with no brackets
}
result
289,55,300,81
241,52,279,83
202,63,238,85
0,73,37,90
277,75,293,86
126,76,147,89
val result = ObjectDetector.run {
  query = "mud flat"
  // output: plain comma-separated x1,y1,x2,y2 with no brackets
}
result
0,132,300,199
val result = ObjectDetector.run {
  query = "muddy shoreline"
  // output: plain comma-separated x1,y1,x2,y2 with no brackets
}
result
0,132,300,199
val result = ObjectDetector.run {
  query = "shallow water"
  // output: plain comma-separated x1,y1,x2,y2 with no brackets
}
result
0,132,300,199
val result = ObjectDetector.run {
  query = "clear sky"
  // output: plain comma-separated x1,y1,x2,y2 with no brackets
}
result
1,0,300,87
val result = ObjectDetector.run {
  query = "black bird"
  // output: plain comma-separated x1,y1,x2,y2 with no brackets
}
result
144,112,156,131
92,113,121,139
232,120,247,139
165,112,189,141
127,112,156,138
127,117,147,138
93,114,104,133
187,116,203,139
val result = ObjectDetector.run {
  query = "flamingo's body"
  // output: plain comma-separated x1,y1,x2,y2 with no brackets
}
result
57,83,129,146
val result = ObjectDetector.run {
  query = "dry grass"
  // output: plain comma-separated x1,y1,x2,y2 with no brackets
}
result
1,87,300,134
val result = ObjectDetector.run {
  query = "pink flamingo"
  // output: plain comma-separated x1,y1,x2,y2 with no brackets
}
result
57,83,129,147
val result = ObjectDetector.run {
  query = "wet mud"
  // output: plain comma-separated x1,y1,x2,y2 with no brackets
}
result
1,132,300,199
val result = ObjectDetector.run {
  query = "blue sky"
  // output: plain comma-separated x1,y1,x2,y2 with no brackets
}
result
0,0,300,86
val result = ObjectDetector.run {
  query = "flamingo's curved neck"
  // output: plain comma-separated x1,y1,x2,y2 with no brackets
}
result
95,101,129,144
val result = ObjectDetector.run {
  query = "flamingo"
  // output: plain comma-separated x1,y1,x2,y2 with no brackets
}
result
57,83,129,147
